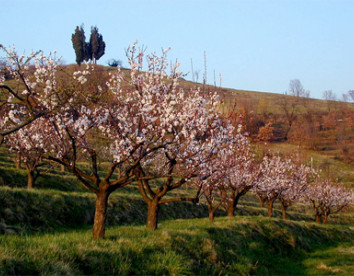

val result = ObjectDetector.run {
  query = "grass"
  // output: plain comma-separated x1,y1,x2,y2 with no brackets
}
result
304,243,354,275
0,184,352,275
0,216,353,275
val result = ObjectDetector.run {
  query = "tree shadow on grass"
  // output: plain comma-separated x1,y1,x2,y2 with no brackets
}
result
201,218,352,275
1,217,352,275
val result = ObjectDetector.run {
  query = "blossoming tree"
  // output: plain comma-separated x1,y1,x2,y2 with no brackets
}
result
19,42,232,236
36,63,148,239
306,178,353,223
195,145,233,222
116,44,235,230
220,133,259,217
0,45,62,143
4,117,53,189
254,154,295,217
0,46,142,238
195,125,258,221
201,184,223,222
277,161,317,219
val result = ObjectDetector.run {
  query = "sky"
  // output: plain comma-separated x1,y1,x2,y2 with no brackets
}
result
1,0,354,99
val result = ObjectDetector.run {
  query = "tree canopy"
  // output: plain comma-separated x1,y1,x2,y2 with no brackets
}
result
71,25,105,65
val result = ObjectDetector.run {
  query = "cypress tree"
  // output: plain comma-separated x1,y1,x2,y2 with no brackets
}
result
71,25,86,65
89,26,105,64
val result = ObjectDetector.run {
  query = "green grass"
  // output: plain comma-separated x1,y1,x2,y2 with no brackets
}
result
304,243,354,275
0,185,352,275
0,216,352,275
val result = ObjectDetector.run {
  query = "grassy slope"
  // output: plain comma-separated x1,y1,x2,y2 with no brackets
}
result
0,217,353,275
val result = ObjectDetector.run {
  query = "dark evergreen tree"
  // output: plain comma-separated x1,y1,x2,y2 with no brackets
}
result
71,25,86,65
89,26,106,64
84,42,91,62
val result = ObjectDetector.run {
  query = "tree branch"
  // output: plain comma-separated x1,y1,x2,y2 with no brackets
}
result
0,84,25,102
48,156,99,194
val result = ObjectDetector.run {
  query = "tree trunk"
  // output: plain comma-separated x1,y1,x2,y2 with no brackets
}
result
322,215,328,224
281,205,287,219
16,152,21,169
27,169,35,190
227,204,235,217
315,214,322,223
257,195,265,208
206,200,216,222
60,164,65,172
267,199,275,217
146,199,159,230
284,127,290,141
92,190,109,239
208,210,215,222
226,191,242,217
280,201,288,219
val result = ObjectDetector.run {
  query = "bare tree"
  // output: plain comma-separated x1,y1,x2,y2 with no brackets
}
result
279,79,310,140
203,51,207,86
323,90,336,101
322,90,337,112
194,70,200,83
288,79,310,98
190,58,195,83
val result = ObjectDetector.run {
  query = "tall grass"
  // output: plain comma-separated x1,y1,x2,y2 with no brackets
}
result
0,216,352,275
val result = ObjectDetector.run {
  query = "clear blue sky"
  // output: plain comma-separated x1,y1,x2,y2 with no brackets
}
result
1,0,354,99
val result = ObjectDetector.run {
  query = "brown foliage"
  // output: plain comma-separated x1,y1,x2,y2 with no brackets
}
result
257,122,274,142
